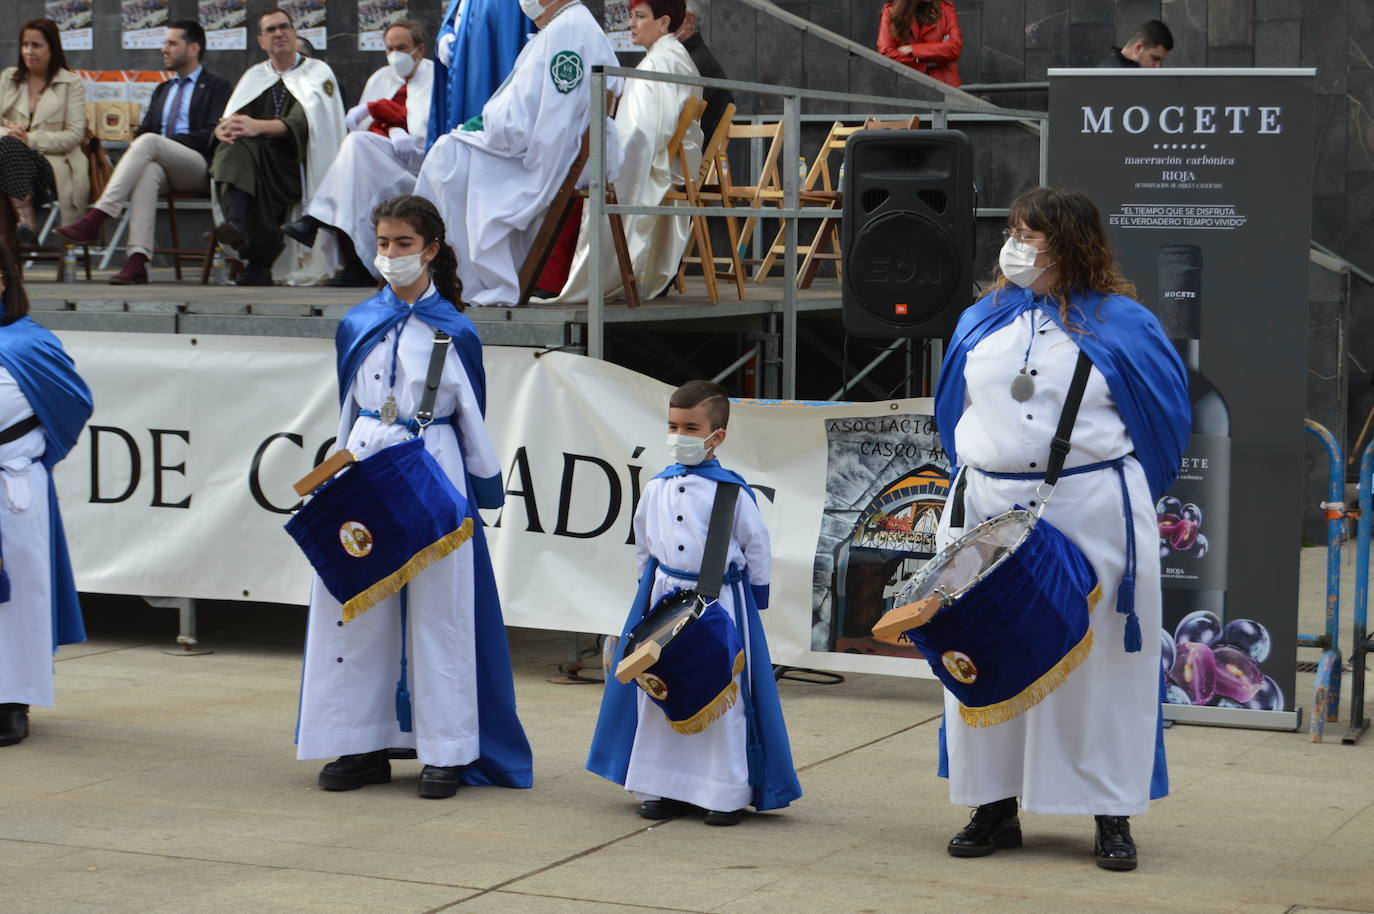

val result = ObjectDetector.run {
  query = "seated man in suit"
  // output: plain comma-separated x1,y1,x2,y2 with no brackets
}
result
55,20,231,285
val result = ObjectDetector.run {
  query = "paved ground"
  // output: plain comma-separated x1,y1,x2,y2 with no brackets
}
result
2,547,1373,913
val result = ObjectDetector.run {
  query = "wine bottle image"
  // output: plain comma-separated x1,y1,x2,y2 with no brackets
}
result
1154,244,1231,632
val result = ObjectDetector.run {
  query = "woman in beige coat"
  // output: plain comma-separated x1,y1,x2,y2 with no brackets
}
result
0,18,88,241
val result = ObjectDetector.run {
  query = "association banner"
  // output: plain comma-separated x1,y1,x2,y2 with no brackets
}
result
1048,68,1314,728
49,332,945,681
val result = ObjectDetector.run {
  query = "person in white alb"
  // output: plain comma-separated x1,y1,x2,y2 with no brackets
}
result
282,20,434,287
414,0,622,307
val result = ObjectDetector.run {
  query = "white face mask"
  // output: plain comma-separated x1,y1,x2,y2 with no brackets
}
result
387,49,417,79
998,234,1052,289
374,252,427,288
520,0,548,21
666,430,719,466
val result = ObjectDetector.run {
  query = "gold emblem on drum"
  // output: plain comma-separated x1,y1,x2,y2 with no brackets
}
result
339,521,374,558
637,672,669,700
941,650,978,684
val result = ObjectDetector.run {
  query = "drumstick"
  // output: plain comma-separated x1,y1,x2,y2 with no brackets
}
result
615,641,663,683
293,449,357,497
871,595,942,640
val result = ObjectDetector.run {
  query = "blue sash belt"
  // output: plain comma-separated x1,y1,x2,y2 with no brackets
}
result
974,455,1142,653
358,409,451,435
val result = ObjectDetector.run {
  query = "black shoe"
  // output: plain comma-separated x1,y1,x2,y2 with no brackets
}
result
636,797,692,820
0,703,29,747
234,262,273,286
215,220,248,256
703,808,742,827
387,747,418,760
282,215,322,249
528,287,559,300
328,260,377,288
947,798,1022,857
318,750,390,790
418,765,462,799
1094,815,1137,871
15,224,37,246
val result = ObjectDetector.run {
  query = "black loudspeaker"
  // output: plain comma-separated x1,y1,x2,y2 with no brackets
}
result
840,130,974,338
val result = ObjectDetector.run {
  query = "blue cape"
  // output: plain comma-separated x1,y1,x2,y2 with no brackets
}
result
331,291,531,787
587,471,802,811
429,0,534,151
934,287,1190,502
0,316,93,648
652,459,758,503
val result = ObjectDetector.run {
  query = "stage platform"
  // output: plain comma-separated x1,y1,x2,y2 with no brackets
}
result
24,269,843,350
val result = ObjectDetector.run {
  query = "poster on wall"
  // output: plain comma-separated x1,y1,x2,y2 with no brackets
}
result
121,0,168,49
603,0,637,53
1048,68,1314,730
358,0,407,50
280,0,326,50
200,0,247,51
47,0,93,50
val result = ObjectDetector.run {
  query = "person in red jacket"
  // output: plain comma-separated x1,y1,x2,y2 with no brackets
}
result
877,0,963,88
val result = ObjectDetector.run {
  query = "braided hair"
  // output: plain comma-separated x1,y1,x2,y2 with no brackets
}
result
371,194,465,311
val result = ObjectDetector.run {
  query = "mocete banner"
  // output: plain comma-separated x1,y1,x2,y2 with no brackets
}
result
49,331,948,682
1048,68,1314,729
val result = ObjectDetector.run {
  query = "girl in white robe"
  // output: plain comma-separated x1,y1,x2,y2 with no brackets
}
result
932,187,1189,871
553,2,703,303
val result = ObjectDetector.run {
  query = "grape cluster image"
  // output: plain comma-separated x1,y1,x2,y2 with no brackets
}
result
1157,495,1209,559
1161,612,1284,711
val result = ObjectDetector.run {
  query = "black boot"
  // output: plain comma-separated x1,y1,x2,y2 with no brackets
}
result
328,234,377,288
417,764,462,799
1094,815,1137,871
216,188,251,255
0,703,29,746
318,749,390,790
947,797,1021,857
281,214,323,248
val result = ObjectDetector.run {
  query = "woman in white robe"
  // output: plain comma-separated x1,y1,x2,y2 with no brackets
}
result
552,0,702,303
932,187,1190,871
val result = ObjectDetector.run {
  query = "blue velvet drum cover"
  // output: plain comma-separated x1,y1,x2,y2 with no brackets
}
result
903,512,1101,727
625,590,746,735
285,438,474,622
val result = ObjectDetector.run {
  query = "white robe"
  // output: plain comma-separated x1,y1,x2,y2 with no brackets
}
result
221,56,348,285
622,473,771,812
296,289,503,766
306,60,435,275
414,4,622,307
554,35,702,303
0,367,55,707
938,312,1162,816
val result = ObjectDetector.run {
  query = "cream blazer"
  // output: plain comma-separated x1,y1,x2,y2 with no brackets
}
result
0,67,89,222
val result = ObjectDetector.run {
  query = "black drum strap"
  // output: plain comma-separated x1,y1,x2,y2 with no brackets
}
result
416,331,451,425
1044,350,1094,487
696,482,740,601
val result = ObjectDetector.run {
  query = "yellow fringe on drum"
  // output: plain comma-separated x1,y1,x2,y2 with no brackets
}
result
959,628,1095,728
668,650,747,735
340,518,475,623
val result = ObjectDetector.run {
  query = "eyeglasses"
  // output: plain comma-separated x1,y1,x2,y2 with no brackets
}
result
1002,228,1046,245
261,23,294,34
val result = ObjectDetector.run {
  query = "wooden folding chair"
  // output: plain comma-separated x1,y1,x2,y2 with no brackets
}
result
696,121,784,282
157,191,218,283
673,102,747,301
761,115,922,289
663,97,731,303
517,130,640,308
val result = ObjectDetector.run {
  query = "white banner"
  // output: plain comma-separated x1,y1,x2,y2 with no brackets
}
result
51,332,943,679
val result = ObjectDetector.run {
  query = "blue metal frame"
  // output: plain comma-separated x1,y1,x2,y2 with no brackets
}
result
1344,439,1374,744
1302,420,1344,742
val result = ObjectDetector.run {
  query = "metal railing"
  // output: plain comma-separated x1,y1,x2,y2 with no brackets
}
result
585,65,1048,398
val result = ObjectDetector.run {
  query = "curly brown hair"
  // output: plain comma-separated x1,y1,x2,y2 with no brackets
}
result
992,186,1136,326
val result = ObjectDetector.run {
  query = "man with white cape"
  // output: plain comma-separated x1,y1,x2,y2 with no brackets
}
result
211,8,345,286
415,0,622,308
552,0,702,303
282,21,434,286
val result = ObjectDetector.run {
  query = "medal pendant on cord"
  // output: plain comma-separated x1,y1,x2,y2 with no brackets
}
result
380,395,400,424
1010,371,1035,402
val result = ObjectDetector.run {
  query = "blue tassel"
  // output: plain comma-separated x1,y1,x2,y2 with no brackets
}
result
395,680,413,732
1117,575,1141,652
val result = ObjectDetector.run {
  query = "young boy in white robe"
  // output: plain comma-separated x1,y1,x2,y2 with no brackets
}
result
587,380,802,825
